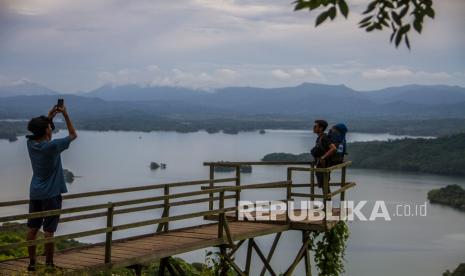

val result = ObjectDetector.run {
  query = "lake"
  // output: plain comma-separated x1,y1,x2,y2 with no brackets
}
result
0,130,463,275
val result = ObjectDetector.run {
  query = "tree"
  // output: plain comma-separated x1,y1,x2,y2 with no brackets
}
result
293,0,435,49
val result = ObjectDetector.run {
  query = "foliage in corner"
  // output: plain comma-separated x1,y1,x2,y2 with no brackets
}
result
204,249,237,276
293,0,435,49
309,221,350,276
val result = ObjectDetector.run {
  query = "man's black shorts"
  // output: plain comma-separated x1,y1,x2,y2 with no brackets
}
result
27,194,62,233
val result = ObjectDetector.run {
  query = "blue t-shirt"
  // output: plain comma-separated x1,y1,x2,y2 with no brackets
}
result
27,136,72,200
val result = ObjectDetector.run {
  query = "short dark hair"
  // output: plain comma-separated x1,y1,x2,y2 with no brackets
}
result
314,119,328,131
27,116,51,140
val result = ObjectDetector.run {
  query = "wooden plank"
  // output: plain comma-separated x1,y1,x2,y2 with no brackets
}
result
162,232,216,240
0,260,28,270
81,248,144,261
0,261,23,272
159,232,213,241
49,256,89,269
54,253,102,266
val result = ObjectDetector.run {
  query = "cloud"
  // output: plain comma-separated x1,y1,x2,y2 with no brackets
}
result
362,68,414,79
271,69,291,79
272,68,324,81
97,66,239,89
361,68,452,81
0,0,464,92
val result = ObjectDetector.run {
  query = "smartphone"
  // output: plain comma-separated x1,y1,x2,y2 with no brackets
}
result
57,98,64,108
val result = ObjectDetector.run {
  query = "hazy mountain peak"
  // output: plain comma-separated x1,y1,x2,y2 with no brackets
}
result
0,80,58,97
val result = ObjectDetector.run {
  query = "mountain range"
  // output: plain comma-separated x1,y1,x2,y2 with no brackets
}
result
1,82,465,120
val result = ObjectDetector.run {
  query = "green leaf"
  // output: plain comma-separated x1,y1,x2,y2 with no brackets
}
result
391,12,401,25
338,0,349,18
399,4,409,18
425,7,435,19
395,30,403,47
359,15,372,24
315,10,330,26
359,21,371,28
405,35,411,50
399,24,411,34
294,1,310,11
383,1,394,9
328,6,337,20
413,19,422,33
390,30,396,43
363,0,378,15
310,0,322,10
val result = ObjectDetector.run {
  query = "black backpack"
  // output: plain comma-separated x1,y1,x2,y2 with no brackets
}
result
328,124,348,164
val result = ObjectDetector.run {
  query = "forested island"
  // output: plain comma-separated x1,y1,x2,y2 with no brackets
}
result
262,133,465,176
0,121,26,142
428,185,465,211
444,263,465,276
3,116,465,142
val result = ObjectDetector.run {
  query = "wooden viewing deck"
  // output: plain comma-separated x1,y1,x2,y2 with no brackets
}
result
0,161,355,276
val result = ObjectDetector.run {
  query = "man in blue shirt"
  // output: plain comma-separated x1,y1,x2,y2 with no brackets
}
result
25,103,77,271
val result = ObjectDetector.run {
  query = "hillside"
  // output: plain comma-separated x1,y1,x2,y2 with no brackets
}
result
262,133,465,176
428,185,465,212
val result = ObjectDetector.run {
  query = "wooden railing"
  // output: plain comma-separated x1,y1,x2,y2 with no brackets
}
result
0,161,354,265
204,161,354,229
0,177,287,264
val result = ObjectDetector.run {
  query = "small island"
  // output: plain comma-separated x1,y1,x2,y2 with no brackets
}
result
63,169,75,184
443,263,465,276
259,129,266,134
205,128,220,134
428,184,465,212
222,129,239,135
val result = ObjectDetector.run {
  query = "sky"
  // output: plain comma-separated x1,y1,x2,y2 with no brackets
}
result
0,0,464,93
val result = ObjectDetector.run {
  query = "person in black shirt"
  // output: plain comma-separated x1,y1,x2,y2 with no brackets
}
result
311,120,336,189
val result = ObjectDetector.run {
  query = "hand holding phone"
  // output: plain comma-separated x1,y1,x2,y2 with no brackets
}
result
57,98,64,108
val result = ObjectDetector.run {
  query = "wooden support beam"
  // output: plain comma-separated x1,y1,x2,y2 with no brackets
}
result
220,245,228,276
259,232,282,276
227,239,245,258
283,235,310,276
245,239,253,275
303,231,312,276
251,240,277,276
158,258,167,276
223,254,247,276
223,215,234,246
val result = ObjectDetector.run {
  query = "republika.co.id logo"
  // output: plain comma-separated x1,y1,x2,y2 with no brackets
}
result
238,200,428,222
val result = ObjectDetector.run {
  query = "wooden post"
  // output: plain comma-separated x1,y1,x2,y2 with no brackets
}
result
340,166,346,220
286,168,292,223
209,165,215,211
218,191,224,239
235,166,241,220
104,202,114,264
220,245,228,276
323,172,329,231
310,163,315,201
245,238,253,275
156,185,170,233
164,185,169,232
303,231,312,276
